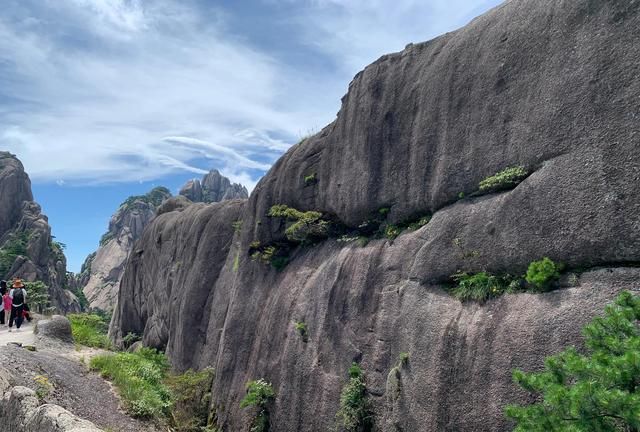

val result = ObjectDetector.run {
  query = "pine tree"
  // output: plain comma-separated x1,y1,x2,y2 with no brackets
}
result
505,291,640,431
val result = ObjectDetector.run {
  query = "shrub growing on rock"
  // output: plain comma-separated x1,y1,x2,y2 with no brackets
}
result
478,166,528,193
166,367,215,432
336,363,373,432
294,321,309,343
525,257,561,291
268,205,329,243
505,291,640,431
451,271,510,302
240,379,275,432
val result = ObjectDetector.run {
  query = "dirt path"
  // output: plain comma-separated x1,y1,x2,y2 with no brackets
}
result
0,323,162,432
0,320,36,346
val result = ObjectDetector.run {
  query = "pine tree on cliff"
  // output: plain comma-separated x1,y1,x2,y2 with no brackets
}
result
506,291,640,431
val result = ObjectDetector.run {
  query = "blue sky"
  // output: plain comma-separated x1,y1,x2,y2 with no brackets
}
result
0,0,502,272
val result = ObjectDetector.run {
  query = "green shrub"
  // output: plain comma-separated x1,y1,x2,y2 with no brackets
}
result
407,216,431,231
24,281,53,314
336,363,373,432
240,379,275,432
398,352,409,367
525,257,561,291
69,313,112,349
0,230,30,277
384,225,401,240
294,321,309,343
378,207,390,217
478,166,528,193
268,205,329,243
232,220,243,233
505,291,640,431
123,332,142,349
450,272,510,302
303,173,317,185
166,368,215,432
90,348,171,418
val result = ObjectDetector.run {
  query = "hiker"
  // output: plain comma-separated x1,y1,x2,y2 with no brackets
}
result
9,278,27,332
0,281,6,326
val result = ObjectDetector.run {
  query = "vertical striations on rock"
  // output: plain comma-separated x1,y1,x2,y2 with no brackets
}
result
179,169,248,203
111,1,640,431
79,187,172,312
0,152,80,313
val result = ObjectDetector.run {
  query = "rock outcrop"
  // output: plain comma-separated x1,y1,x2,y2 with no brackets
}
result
112,1,640,431
80,187,171,312
0,368,102,432
0,152,80,313
179,170,248,203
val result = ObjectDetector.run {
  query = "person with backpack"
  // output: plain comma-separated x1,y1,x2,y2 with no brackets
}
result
9,279,27,332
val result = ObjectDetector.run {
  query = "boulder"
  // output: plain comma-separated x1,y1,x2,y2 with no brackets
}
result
0,386,103,432
34,316,73,344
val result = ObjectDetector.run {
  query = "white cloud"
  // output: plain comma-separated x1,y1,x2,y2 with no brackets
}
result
0,0,502,189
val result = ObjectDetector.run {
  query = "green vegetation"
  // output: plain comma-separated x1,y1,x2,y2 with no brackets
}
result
99,231,115,246
0,230,30,277
232,251,240,272
121,186,171,209
294,321,309,343
232,220,243,233
251,245,288,270
24,281,53,314
505,291,640,431
69,313,112,349
335,363,373,432
91,348,171,418
378,207,390,217
303,173,317,185
123,332,142,349
166,368,215,432
525,257,561,291
50,237,66,263
33,374,53,400
268,205,329,243
384,225,401,240
240,379,275,432
450,272,514,302
398,352,409,368
478,166,528,193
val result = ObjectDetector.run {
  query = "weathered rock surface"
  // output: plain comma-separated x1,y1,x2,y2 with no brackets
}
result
179,169,248,203
0,384,102,432
79,187,171,312
112,1,640,431
34,316,73,344
0,152,80,313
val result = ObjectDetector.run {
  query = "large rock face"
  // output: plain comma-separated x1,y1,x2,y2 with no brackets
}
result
180,170,248,203
0,152,80,313
80,187,171,312
112,1,640,431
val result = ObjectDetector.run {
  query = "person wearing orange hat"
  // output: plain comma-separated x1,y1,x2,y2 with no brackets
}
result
8,278,27,332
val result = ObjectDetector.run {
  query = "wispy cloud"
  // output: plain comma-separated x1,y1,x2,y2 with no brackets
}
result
0,0,502,189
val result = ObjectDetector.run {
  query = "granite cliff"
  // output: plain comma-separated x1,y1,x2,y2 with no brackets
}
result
0,152,80,313
111,0,640,431
180,169,248,203
79,187,172,312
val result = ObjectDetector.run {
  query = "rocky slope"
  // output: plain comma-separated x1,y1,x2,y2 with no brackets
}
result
111,1,640,431
180,169,248,203
0,152,80,313
80,187,171,312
